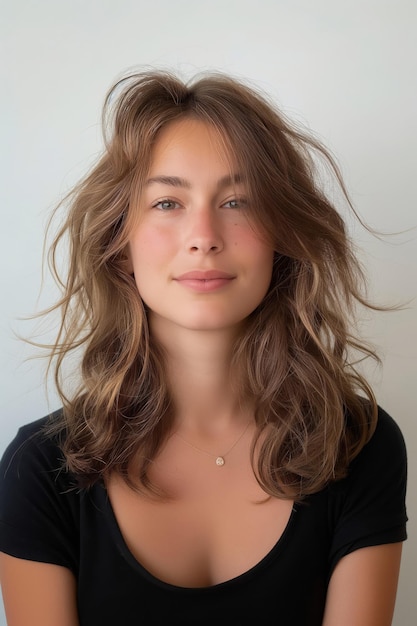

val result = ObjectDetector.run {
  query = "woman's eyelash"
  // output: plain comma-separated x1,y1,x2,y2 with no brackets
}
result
151,197,248,210
152,199,180,210
222,198,247,209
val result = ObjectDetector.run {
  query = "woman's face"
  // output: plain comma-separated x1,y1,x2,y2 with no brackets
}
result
128,118,274,339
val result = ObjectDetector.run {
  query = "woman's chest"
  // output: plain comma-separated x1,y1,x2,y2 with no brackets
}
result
77,483,329,626
106,458,294,588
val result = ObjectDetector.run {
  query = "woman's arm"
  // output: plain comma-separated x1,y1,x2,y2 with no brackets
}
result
0,553,79,626
322,543,403,626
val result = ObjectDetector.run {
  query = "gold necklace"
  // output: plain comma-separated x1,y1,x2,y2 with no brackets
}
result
174,421,251,466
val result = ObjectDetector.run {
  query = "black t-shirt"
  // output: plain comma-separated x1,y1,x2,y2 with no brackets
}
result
0,406,408,626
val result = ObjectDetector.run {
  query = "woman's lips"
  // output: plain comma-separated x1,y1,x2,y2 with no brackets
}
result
174,270,235,292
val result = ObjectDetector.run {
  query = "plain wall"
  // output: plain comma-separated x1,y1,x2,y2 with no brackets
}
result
1,1,416,624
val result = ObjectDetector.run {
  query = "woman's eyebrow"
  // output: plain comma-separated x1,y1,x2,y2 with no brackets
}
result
144,173,245,189
217,173,245,189
145,175,191,188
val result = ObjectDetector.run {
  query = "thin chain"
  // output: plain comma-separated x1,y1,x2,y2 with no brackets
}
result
174,421,251,466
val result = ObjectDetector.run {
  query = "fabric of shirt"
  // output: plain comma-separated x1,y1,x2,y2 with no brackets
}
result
0,406,408,626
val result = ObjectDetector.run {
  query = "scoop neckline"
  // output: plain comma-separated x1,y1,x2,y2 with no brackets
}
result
99,485,298,593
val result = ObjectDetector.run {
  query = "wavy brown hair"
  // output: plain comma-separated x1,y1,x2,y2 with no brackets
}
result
41,69,380,499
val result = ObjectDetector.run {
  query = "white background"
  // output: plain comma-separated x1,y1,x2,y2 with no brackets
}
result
1,1,416,624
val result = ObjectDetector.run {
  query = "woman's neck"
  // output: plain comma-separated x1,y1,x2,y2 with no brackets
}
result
151,322,249,433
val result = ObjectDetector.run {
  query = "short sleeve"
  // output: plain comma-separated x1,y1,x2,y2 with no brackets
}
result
328,406,408,574
0,417,79,573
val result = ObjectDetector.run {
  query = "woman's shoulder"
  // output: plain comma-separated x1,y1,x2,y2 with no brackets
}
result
350,404,407,473
0,409,81,572
329,404,408,529
0,408,70,490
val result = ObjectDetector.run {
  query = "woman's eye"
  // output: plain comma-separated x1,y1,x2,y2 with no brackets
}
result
222,198,247,209
153,199,180,211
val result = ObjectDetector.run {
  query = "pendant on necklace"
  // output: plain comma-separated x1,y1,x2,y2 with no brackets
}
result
215,456,225,466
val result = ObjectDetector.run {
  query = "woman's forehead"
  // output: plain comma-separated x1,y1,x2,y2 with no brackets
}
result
148,117,241,177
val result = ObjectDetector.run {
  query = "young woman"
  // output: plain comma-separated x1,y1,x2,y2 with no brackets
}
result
0,70,408,625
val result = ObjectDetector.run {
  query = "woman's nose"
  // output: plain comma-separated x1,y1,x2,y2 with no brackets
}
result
185,208,224,254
